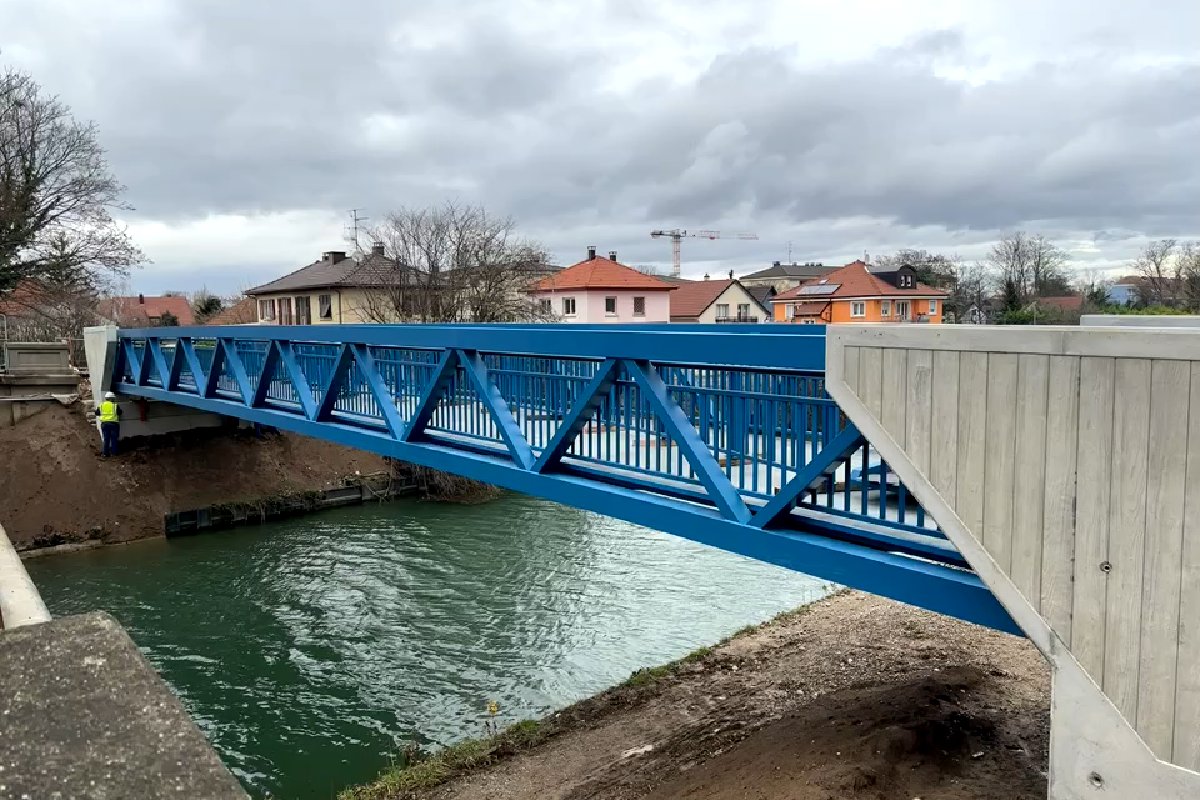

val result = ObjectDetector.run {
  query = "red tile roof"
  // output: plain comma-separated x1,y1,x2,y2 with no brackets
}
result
669,279,734,319
772,260,948,302
203,297,258,325
1032,295,1083,312
98,295,195,326
531,256,676,292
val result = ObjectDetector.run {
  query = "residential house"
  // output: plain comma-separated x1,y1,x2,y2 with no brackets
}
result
528,247,675,323
1107,277,1140,307
668,275,770,323
771,260,947,324
739,261,835,293
246,244,438,324
98,294,195,326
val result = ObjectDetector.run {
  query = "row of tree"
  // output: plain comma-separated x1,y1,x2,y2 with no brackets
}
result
877,234,1200,324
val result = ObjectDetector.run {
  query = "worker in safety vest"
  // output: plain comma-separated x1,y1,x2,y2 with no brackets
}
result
97,391,122,457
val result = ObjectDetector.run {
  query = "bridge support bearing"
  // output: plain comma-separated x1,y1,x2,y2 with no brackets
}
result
825,325,1200,800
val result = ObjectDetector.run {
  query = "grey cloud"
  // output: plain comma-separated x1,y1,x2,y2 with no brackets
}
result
3,0,1199,285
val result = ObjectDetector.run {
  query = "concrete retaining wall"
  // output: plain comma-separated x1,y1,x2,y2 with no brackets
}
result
164,479,414,536
826,324,1200,799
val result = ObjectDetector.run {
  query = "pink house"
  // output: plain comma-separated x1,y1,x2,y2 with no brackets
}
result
529,247,675,323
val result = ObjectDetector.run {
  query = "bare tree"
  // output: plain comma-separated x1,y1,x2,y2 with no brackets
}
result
1133,239,1183,307
1,280,98,340
356,202,553,323
1,68,143,295
985,232,1070,303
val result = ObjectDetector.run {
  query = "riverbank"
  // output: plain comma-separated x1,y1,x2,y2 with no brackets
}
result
0,403,387,550
345,591,1050,800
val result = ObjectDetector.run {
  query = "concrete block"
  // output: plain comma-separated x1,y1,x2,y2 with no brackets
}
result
0,612,247,798
1,342,72,375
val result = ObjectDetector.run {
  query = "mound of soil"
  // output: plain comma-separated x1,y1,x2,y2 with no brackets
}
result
407,592,1049,800
0,404,387,549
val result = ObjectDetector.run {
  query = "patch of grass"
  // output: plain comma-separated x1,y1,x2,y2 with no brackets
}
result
338,720,548,800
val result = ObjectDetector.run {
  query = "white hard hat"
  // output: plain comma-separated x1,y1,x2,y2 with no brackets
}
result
103,391,116,400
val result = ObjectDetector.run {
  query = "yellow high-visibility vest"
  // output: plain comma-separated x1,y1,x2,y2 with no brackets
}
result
99,400,119,423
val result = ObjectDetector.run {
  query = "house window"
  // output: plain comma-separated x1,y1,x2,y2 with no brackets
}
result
786,304,796,320
295,296,311,325
562,297,576,316
539,298,552,315
278,297,293,325
319,294,333,320
605,296,617,315
633,296,645,316
716,303,730,318
851,301,866,318
258,298,276,321
929,299,938,314
896,300,910,320
881,300,891,317
737,303,750,318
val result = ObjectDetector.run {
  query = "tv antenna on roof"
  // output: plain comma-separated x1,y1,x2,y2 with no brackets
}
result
345,208,370,254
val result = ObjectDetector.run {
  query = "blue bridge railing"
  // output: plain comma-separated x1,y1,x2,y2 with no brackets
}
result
110,324,1016,633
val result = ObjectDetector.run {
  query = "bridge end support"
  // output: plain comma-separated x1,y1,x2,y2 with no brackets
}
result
83,325,228,440
1049,652,1200,799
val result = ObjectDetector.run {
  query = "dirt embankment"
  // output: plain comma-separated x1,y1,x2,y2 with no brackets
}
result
0,404,387,549
350,592,1050,800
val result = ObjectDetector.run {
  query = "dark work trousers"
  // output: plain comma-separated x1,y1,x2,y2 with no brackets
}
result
101,422,120,457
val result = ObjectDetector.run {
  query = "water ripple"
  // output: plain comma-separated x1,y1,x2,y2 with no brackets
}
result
28,495,833,799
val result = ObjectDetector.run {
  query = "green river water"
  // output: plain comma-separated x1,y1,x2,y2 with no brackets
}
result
26,495,833,799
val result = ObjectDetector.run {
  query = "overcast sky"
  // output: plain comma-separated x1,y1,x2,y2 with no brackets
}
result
3,0,1198,294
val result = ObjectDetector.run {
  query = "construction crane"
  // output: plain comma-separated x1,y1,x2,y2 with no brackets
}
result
650,229,759,277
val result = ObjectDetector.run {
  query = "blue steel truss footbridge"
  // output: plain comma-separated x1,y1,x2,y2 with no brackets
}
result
106,322,1015,634
91,320,1200,797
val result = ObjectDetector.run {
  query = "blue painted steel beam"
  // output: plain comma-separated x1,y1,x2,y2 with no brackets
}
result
457,349,535,469
752,424,867,529
118,324,827,372
625,359,752,524
533,358,620,473
113,378,1019,635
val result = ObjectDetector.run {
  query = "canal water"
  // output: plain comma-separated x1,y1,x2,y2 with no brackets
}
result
26,495,833,799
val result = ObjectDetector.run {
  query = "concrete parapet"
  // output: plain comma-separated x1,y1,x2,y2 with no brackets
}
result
0,522,50,629
0,612,246,798
1082,314,1200,327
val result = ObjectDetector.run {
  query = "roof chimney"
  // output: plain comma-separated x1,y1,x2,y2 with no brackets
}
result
608,250,617,261
772,260,781,267
371,242,385,257
728,269,734,280
704,272,710,280
323,250,348,263
587,245,597,260
138,293,145,305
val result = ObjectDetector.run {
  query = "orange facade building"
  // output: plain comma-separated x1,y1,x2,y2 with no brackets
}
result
770,260,948,324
